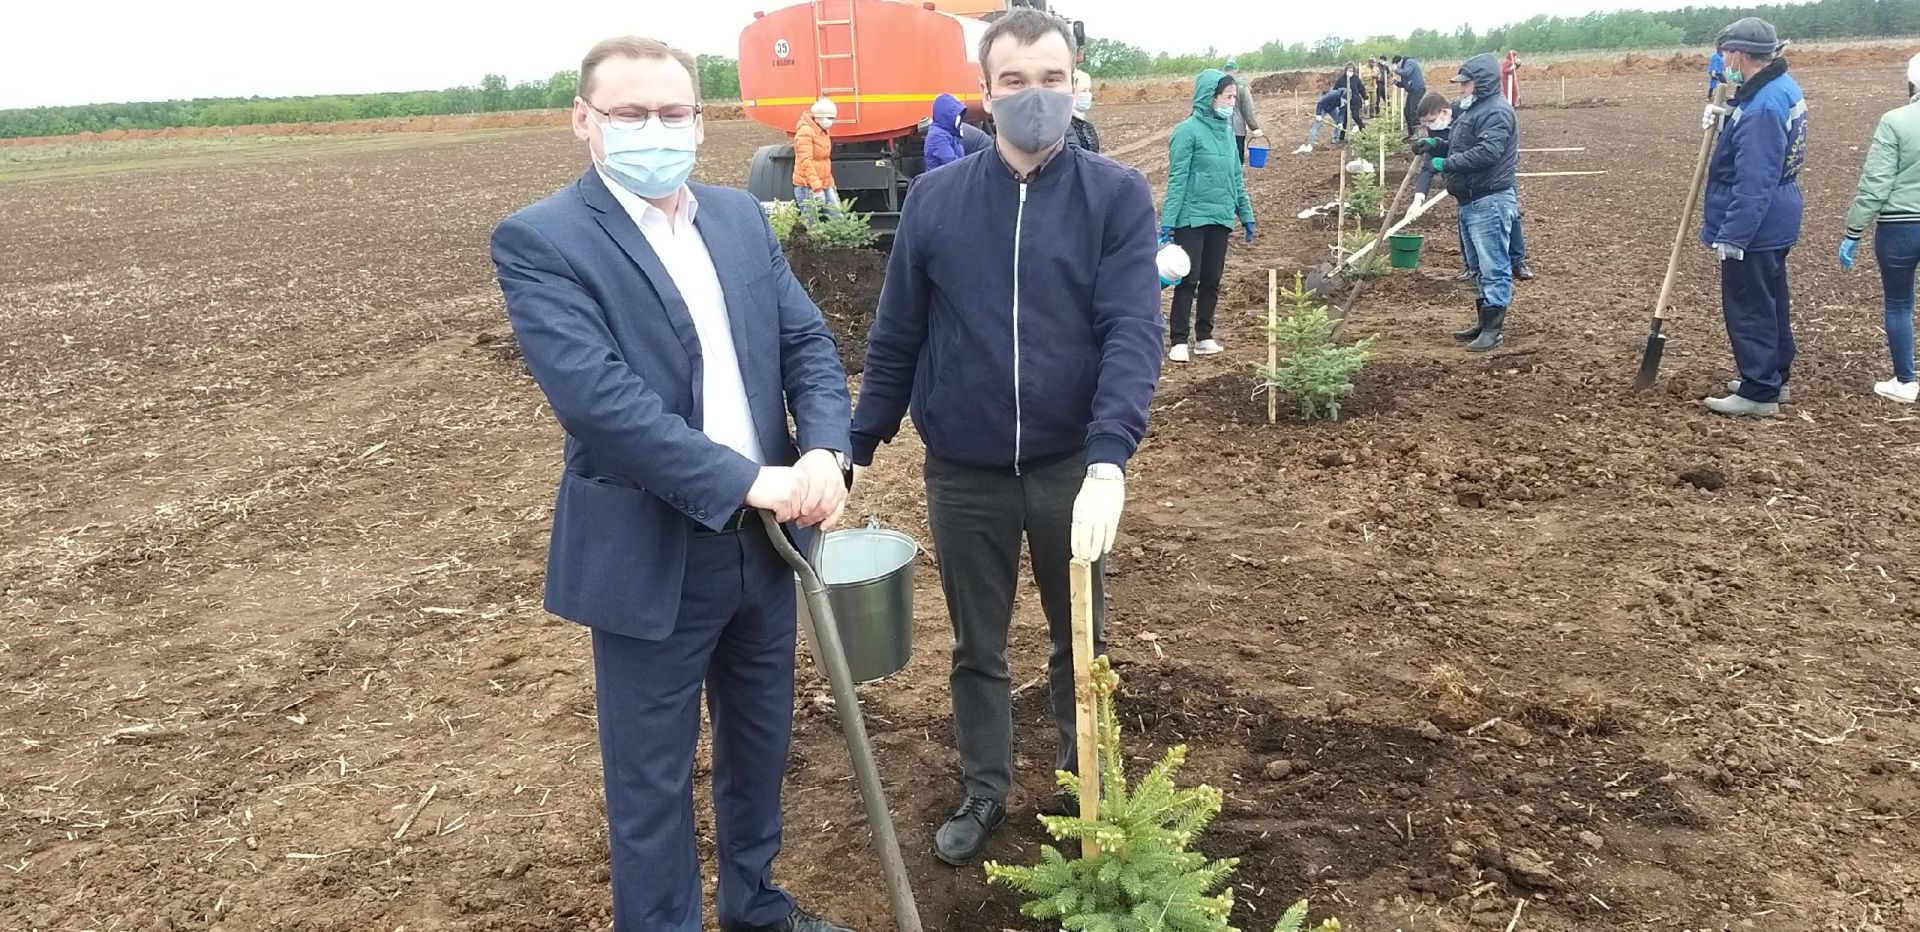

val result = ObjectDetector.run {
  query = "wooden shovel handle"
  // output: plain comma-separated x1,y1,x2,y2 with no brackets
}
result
1653,89,1728,323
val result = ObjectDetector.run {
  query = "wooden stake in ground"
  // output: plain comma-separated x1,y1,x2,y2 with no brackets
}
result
1560,75,1567,108
1069,558,1099,858
1336,150,1348,259
1516,170,1608,178
1267,269,1278,425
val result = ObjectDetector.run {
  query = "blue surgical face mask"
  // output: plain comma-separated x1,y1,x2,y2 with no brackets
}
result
1214,105,1234,119
598,118,698,199
1725,67,1746,85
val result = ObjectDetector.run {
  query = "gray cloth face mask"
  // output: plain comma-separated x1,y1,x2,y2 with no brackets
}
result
991,87,1075,154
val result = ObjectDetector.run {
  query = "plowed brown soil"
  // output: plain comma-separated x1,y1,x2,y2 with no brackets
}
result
4,64,1920,932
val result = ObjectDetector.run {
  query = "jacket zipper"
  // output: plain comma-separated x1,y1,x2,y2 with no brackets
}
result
1012,182,1028,476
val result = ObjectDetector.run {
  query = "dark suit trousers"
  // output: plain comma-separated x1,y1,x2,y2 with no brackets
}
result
592,527,797,932
925,453,1106,804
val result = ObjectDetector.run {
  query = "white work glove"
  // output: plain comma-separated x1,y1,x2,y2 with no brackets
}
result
1070,470,1126,563
1702,103,1729,131
1711,242,1745,262
1411,192,1427,209
1250,129,1266,138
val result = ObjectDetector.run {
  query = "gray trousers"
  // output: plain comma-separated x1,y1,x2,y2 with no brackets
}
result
924,453,1107,803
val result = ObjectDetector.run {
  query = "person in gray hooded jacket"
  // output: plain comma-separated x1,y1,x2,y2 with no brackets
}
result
1417,53,1519,351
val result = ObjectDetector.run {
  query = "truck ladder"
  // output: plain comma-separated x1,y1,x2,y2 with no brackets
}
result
812,0,861,125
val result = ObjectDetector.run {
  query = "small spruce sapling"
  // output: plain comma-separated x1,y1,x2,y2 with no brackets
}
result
1255,278,1374,422
985,656,1239,932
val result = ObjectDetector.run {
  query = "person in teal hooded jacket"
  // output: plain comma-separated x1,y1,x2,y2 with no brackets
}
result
1160,68,1255,362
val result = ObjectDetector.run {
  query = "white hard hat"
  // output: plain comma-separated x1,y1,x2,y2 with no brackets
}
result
811,97,838,119
1157,242,1192,283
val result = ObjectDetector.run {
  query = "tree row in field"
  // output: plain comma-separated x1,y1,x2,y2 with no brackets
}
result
2,0,1913,139
0,56,740,140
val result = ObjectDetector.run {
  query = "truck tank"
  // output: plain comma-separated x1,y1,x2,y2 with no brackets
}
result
739,1,1022,239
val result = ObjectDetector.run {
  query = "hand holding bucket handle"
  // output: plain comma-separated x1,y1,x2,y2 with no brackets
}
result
757,513,923,932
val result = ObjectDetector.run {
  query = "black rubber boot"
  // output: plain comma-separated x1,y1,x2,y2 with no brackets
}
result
1453,300,1488,342
1514,260,1536,281
1467,306,1506,352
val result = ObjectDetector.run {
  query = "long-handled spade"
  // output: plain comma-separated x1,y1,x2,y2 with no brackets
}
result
759,513,924,932
1634,91,1727,390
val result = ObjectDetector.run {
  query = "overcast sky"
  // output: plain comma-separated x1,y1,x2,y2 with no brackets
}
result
6,0,1717,109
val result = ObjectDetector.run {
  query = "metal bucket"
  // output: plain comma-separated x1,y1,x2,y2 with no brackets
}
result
797,527,919,683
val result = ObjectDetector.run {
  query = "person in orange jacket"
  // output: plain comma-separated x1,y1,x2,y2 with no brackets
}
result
792,97,841,218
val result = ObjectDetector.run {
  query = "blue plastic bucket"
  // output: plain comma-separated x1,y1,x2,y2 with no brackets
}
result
1247,145,1270,168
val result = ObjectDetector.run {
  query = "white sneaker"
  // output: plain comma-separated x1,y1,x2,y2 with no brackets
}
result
1294,144,1313,154
1876,378,1919,404
1194,339,1224,356
1169,343,1190,363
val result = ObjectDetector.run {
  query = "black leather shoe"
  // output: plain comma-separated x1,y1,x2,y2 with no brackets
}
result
934,795,1005,866
734,906,854,932
1514,260,1536,281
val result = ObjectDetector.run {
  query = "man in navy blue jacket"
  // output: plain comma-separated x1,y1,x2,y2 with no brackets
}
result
1700,17,1806,417
1393,55,1427,140
851,9,1163,867
492,35,854,932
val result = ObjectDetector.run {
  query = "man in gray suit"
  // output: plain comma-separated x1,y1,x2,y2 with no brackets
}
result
491,35,854,932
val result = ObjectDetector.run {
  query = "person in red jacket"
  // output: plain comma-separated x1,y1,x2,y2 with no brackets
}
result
791,97,840,219
1501,50,1520,108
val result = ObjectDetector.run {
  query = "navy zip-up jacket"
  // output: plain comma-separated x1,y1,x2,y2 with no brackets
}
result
1701,58,1806,253
852,142,1164,472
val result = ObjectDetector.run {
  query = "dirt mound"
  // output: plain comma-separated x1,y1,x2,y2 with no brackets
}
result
784,229,886,375
1252,70,1340,95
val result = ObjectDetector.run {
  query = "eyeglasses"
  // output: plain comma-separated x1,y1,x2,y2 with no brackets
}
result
581,100,702,129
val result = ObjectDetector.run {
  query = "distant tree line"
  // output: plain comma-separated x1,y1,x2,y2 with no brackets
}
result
0,54,739,139
3,0,1917,138
1084,0,1920,76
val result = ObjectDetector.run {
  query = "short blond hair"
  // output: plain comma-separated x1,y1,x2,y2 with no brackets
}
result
581,36,700,102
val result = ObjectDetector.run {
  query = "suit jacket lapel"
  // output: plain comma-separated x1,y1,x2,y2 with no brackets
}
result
691,186,758,394
576,171,703,371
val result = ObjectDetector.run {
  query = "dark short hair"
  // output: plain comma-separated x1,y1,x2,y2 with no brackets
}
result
980,9,1078,76
1417,92,1450,117
1391,55,1403,64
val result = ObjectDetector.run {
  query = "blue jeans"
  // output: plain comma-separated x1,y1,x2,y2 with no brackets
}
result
1874,223,1920,383
793,186,841,221
1458,189,1519,309
1463,204,1527,273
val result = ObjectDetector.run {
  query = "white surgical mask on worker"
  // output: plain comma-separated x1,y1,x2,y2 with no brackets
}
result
598,118,698,199
1075,91,1093,114
817,116,835,128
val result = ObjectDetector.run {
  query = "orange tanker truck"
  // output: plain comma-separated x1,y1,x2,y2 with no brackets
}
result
739,0,1084,237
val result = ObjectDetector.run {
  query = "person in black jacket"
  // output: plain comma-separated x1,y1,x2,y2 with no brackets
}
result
1412,92,1535,283
1069,68,1101,153
1415,54,1519,351
1341,62,1368,135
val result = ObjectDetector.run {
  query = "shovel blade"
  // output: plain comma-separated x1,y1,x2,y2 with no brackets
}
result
1632,332,1666,391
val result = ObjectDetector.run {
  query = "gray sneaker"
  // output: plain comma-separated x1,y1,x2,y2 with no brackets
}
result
1726,379,1791,403
1705,394,1779,417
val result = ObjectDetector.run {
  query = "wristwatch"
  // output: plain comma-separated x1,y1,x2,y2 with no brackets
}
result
1086,463,1123,481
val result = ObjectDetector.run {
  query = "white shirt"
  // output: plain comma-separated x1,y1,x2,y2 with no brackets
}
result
599,171,765,466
